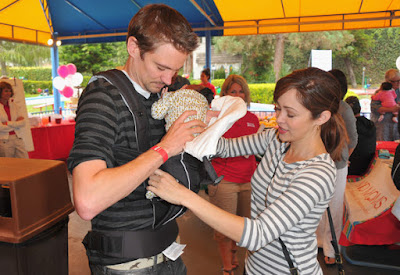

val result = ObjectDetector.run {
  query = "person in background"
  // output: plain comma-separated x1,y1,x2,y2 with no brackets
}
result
371,82,399,123
391,111,400,191
370,69,400,141
345,96,376,176
201,68,216,96
0,81,28,158
67,4,206,275
317,69,357,265
148,67,347,275
209,75,260,274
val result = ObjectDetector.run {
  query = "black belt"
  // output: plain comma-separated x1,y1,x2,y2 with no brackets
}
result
83,220,178,259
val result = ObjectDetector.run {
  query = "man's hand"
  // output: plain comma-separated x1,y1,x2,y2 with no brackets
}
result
158,110,207,157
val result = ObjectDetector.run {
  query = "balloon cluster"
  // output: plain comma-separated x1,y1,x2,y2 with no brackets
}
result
53,64,83,98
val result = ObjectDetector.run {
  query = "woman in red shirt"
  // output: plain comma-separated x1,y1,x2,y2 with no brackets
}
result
210,74,260,275
0,81,28,158
200,68,216,96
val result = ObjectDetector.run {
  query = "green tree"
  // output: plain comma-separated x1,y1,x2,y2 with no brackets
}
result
364,28,400,84
285,31,355,70
332,30,375,88
59,43,126,74
213,35,275,82
0,41,50,76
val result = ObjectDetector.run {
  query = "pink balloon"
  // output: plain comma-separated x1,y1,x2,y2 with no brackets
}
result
57,65,69,78
62,86,74,98
67,63,77,75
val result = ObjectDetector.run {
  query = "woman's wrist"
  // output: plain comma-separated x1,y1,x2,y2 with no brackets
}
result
180,188,197,208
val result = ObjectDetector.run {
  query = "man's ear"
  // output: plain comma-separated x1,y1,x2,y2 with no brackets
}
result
317,110,331,126
127,37,139,57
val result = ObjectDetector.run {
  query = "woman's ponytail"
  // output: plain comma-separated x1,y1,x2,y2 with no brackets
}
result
320,112,348,162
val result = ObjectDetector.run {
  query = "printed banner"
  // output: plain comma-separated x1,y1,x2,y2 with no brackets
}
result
342,156,400,245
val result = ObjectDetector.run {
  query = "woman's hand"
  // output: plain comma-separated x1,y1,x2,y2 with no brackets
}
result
206,110,220,124
147,169,190,205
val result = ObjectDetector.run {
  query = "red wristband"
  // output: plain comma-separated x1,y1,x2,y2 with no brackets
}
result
151,145,168,163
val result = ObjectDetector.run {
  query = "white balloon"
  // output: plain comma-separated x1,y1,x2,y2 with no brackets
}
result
65,75,74,87
71,73,84,86
53,76,65,90
396,56,400,71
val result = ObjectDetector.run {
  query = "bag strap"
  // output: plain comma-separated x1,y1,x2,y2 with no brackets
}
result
278,238,299,275
327,207,345,275
278,207,345,275
95,69,150,152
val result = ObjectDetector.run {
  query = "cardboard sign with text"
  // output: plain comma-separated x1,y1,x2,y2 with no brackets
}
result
345,157,400,225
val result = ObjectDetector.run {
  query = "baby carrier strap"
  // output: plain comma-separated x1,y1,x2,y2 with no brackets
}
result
96,69,151,152
95,69,200,230
83,220,178,263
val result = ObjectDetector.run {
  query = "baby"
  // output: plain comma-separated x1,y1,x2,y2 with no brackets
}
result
151,88,224,186
372,82,399,123
152,88,209,134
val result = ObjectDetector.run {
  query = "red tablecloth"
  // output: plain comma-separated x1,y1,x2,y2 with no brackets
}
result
28,120,75,160
376,141,398,154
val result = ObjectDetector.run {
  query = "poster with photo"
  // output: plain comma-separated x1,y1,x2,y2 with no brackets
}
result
1,78,34,152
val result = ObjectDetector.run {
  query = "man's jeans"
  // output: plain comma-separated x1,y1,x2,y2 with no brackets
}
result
89,257,186,275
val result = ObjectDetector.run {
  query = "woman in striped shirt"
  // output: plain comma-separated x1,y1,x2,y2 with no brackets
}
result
148,67,347,275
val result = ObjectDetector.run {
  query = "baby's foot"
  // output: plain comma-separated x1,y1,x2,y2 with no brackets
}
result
378,114,384,122
393,116,398,123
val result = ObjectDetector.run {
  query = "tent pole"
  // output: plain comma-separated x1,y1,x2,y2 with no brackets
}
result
205,24,211,75
51,37,60,114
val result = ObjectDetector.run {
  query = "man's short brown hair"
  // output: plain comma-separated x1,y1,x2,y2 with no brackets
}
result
126,4,199,57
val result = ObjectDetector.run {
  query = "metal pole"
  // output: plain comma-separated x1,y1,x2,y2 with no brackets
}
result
362,67,366,93
205,25,211,75
51,34,60,114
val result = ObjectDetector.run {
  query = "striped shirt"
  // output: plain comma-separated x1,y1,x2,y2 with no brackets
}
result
68,76,165,232
216,129,336,275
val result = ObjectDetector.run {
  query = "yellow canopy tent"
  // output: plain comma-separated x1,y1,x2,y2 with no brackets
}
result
216,0,400,36
1,0,399,112
0,0,399,46
0,0,52,46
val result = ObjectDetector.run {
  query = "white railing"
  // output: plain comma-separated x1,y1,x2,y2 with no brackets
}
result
26,95,76,117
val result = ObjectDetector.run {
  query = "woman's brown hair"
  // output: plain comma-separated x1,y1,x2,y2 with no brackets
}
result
0,82,14,98
273,67,348,161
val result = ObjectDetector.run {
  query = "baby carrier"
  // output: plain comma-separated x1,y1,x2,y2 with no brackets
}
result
96,69,218,229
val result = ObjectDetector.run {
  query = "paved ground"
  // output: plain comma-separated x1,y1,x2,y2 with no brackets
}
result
67,176,400,275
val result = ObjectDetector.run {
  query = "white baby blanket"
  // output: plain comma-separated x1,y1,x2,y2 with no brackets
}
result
184,96,247,161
